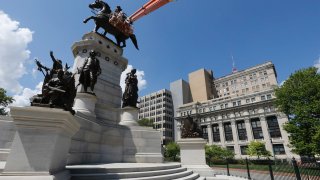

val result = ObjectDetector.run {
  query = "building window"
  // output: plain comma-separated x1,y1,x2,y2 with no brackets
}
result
251,97,256,102
202,126,208,140
273,144,285,155
224,122,233,141
251,118,264,139
233,102,237,107
237,101,241,106
267,116,282,138
246,99,250,103
240,146,248,155
267,94,272,100
212,124,220,142
261,95,266,101
226,146,235,153
237,120,247,141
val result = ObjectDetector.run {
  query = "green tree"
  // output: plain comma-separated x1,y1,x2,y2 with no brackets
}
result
137,118,153,127
205,145,235,164
0,88,14,115
313,127,320,155
275,67,320,156
164,141,180,161
246,141,271,159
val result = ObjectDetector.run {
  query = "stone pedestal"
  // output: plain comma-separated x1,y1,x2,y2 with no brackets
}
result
122,126,163,163
3,107,80,180
118,107,163,163
119,107,139,127
177,138,215,177
72,32,128,124
73,92,97,118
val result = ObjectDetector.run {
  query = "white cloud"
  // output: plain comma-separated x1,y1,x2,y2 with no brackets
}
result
11,81,43,107
0,11,33,94
120,65,147,93
315,58,320,73
279,80,286,86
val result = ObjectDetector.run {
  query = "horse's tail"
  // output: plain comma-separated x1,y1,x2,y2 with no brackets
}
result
129,34,139,50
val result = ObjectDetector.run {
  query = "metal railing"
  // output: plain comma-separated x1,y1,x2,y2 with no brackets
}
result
210,157,320,180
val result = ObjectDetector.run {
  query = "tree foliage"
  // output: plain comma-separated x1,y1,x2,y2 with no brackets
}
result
0,88,14,115
275,67,320,156
164,141,180,161
205,145,235,161
137,118,153,127
246,141,271,159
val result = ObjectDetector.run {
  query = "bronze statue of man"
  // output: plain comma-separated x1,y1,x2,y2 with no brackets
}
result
49,51,63,78
44,69,66,108
122,69,138,108
78,50,102,93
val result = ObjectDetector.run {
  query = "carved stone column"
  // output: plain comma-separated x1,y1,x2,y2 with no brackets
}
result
260,116,272,152
244,118,253,141
218,122,225,147
207,124,213,145
231,121,241,156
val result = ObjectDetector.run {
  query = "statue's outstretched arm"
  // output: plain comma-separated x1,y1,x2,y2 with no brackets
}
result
50,51,57,62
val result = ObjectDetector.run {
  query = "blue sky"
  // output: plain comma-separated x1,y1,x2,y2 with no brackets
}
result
1,0,320,105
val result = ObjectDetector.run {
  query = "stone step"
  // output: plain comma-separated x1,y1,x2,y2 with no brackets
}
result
195,177,205,180
67,163,181,174
71,170,193,180
70,167,187,179
120,170,193,180
67,163,206,180
173,172,200,180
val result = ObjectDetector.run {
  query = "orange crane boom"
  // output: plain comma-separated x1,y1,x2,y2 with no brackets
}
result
129,0,173,22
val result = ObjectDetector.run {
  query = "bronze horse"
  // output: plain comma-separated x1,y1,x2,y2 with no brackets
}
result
83,0,139,50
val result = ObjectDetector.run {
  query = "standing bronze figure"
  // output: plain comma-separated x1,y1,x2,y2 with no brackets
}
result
78,50,101,93
122,69,138,108
83,0,139,50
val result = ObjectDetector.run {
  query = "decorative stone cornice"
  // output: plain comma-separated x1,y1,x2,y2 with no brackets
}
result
71,32,128,72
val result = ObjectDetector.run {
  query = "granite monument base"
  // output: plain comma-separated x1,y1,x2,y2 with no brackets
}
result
177,138,215,177
119,106,163,163
2,107,80,180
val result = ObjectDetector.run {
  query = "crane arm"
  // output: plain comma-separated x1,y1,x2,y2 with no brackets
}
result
129,0,173,22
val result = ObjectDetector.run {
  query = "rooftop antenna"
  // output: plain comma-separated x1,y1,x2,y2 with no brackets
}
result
231,54,238,73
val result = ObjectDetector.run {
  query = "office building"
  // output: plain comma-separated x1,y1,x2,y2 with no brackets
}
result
173,62,295,159
138,89,174,145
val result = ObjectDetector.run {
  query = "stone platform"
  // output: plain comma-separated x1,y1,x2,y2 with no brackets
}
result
67,163,202,180
66,163,245,180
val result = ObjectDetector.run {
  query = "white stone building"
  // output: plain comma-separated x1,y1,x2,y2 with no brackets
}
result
174,62,296,159
138,89,174,145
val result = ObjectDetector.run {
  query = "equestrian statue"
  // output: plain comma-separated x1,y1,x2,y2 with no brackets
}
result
83,0,139,50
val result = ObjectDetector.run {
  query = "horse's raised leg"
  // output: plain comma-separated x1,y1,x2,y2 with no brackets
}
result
116,37,121,46
83,16,93,24
94,25,100,33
